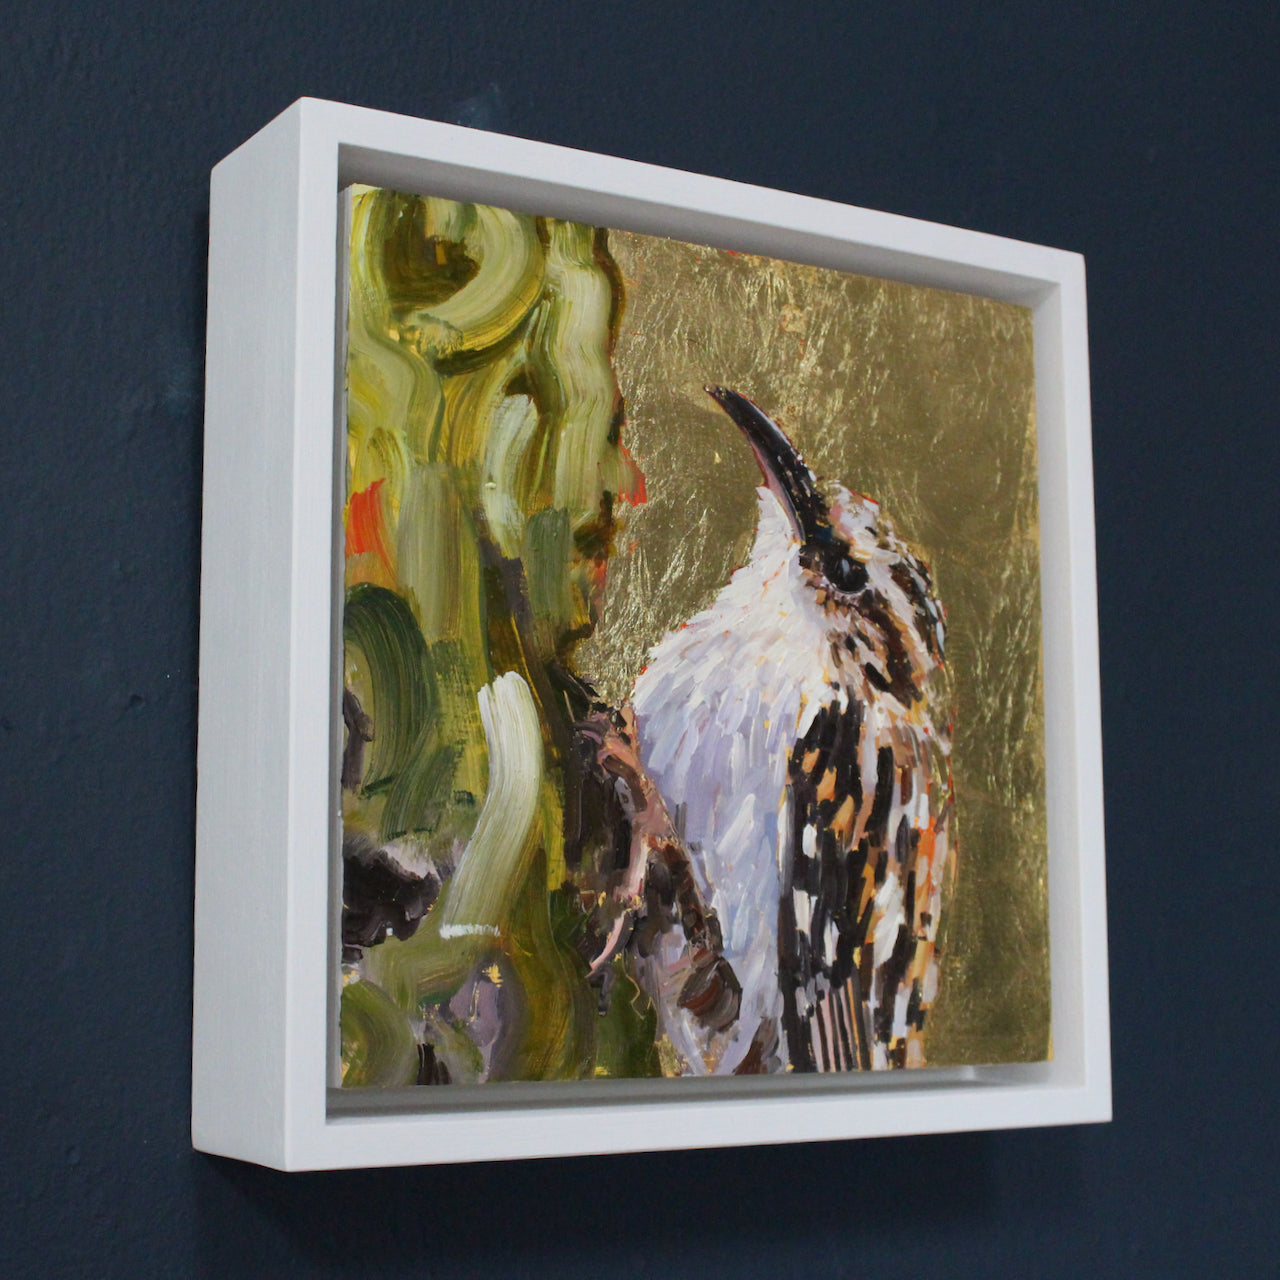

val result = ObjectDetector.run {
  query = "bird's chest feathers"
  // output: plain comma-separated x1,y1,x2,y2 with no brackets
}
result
633,508,876,906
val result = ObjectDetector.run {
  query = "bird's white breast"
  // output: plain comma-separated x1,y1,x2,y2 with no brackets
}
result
631,489,839,1072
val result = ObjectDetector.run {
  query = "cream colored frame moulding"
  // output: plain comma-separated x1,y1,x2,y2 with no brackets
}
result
194,97,1110,1171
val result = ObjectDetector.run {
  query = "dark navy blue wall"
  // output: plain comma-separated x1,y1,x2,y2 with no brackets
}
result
2,3,1276,1275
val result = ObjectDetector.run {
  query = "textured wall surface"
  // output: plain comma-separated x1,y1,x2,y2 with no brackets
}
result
1,2,1276,1274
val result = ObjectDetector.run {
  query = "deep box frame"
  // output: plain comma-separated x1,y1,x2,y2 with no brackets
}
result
194,96,1110,1170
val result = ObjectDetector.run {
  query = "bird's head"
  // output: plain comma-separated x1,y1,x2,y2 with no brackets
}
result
705,386,946,699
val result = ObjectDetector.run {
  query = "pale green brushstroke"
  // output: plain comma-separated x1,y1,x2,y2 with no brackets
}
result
535,221,619,528
437,334,529,472
407,203,544,362
439,671,544,936
417,193,472,245
481,393,541,556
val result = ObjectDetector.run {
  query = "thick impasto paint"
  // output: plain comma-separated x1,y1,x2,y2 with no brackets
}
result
336,186,1048,1088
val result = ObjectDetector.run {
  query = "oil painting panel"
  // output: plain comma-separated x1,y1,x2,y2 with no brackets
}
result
336,185,1048,1090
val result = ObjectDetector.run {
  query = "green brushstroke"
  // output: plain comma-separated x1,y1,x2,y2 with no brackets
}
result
343,584,432,794
340,979,418,1088
364,881,488,1015
379,737,460,844
594,959,662,1079
523,508,576,653
499,875,593,1081
343,585,478,840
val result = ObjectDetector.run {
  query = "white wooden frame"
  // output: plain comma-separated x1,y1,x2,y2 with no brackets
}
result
194,97,1110,1170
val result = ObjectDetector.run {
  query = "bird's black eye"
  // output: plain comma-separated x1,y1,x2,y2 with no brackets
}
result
827,555,868,594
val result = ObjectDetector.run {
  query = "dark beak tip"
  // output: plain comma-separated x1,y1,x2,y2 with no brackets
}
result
701,384,825,543
705,385,756,420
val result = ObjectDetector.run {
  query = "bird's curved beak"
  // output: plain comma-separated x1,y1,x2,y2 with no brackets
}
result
705,386,830,546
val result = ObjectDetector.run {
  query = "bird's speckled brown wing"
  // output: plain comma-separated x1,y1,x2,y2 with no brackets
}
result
778,689,954,1071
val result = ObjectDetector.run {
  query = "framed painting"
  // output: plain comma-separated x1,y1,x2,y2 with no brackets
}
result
193,98,1110,1169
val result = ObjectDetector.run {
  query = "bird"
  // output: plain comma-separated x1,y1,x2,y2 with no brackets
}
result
630,387,955,1074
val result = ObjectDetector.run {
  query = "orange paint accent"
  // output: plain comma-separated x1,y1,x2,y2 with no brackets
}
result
915,824,937,921
909,938,933,982
832,794,856,841
857,862,877,917
917,820,937,866
345,479,395,579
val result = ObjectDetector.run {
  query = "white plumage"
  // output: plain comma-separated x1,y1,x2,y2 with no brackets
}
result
634,487,830,1072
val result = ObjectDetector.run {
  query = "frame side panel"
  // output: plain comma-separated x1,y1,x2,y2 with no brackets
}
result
1031,261,1110,1117
281,102,344,1168
1057,261,1112,1114
192,107,304,1167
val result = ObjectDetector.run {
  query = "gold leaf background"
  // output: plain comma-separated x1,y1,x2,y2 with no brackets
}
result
577,231,1050,1064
